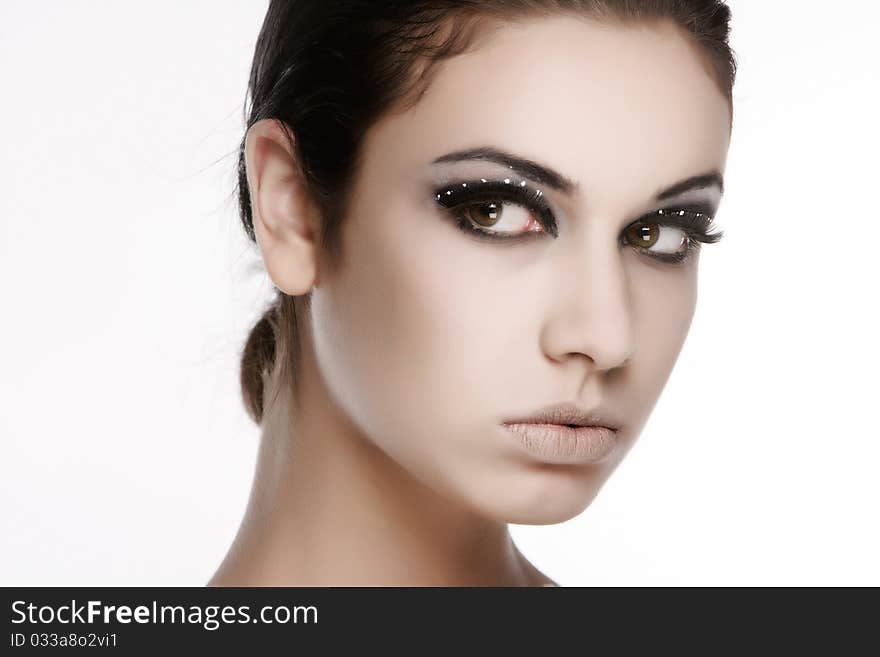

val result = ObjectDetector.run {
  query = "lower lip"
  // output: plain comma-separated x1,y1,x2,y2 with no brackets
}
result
502,423,618,465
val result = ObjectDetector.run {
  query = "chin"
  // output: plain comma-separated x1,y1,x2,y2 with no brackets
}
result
468,465,610,525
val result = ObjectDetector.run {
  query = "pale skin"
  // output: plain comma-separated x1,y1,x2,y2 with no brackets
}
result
208,14,730,586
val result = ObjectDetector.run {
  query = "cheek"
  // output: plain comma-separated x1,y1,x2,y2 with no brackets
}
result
628,257,699,398
309,197,509,462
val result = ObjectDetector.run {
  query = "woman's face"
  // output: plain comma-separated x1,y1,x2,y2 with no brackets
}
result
308,15,730,523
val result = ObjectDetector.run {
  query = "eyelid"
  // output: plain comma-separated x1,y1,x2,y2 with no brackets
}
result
647,207,724,243
657,202,716,218
432,177,724,249
433,178,559,237
621,208,722,264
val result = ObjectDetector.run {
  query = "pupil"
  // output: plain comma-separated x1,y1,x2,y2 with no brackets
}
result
629,223,659,248
470,202,501,226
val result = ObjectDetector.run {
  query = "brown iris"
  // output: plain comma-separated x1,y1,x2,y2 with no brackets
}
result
466,201,502,227
624,222,661,248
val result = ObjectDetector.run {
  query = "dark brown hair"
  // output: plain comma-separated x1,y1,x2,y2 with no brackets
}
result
236,0,737,424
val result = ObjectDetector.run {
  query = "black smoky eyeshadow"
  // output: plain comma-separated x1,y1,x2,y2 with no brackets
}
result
651,206,724,244
430,178,724,252
433,178,559,238
620,205,724,266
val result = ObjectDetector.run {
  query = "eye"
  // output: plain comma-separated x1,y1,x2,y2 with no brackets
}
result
621,208,724,265
434,178,559,241
461,200,545,236
623,222,688,256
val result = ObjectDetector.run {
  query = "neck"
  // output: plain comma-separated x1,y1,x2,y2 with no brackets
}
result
209,334,545,587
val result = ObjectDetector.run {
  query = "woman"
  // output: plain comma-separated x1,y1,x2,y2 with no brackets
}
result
209,0,735,587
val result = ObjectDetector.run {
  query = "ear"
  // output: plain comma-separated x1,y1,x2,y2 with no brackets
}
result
244,118,321,295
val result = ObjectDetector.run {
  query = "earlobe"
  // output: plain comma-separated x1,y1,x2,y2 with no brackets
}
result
244,118,320,295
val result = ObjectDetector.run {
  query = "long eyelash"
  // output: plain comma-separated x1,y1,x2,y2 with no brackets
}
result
656,206,725,244
434,179,558,239
628,207,725,265
432,181,725,265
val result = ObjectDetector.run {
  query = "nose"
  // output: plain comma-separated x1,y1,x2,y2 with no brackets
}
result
539,234,636,373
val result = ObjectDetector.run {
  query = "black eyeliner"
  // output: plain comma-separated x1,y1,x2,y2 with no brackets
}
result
650,206,725,244
431,177,724,264
433,178,559,238
624,207,724,265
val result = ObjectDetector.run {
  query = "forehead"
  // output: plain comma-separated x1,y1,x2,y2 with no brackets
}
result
364,14,730,213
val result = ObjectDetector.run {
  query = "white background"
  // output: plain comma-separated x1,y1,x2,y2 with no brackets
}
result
1,1,877,586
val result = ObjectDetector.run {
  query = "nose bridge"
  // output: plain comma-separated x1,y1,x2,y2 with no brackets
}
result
540,225,636,371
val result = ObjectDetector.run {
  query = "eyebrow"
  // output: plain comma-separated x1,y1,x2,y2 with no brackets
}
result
431,146,724,201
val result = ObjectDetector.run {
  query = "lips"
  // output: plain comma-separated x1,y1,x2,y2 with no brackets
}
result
502,401,621,432
500,401,621,465
502,422,618,465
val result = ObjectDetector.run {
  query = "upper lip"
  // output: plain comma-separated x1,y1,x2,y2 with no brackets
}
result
502,401,621,431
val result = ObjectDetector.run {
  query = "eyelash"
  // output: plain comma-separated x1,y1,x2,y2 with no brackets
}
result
433,179,725,265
